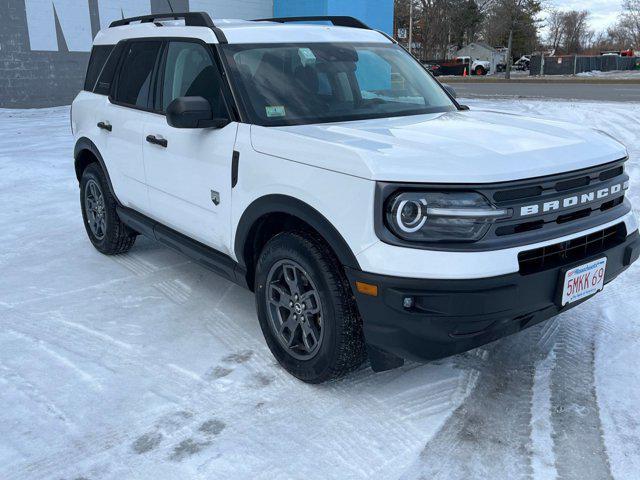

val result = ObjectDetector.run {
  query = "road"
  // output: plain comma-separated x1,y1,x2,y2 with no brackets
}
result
450,82,640,102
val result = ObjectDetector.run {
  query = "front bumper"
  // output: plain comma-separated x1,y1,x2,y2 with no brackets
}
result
347,229,640,362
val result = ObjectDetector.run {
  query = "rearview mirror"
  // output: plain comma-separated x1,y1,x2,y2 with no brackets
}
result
166,96,229,129
443,84,457,98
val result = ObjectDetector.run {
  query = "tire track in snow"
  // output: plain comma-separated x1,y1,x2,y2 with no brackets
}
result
0,361,71,425
4,302,301,479
549,311,613,480
111,252,159,276
1,309,236,479
4,329,103,391
402,327,544,480
153,279,193,305
530,349,558,480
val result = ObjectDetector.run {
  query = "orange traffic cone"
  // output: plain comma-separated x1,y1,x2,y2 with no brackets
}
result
463,67,468,77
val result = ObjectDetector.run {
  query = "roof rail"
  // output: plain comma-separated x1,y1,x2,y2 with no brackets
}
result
254,16,372,30
109,12,213,28
108,12,228,43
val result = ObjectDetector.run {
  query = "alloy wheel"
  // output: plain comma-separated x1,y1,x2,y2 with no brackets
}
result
265,259,325,360
84,179,106,240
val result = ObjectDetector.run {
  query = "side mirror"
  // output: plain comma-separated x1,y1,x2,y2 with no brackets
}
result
166,96,229,129
443,84,457,98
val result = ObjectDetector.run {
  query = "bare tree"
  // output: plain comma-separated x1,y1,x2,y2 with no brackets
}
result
393,0,540,63
546,10,564,53
560,10,591,53
619,0,640,47
481,0,542,78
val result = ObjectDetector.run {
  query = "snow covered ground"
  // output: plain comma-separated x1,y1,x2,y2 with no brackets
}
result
575,70,640,80
1,99,640,480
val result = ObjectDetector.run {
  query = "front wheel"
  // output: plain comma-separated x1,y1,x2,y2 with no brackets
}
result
255,232,366,383
475,66,487,76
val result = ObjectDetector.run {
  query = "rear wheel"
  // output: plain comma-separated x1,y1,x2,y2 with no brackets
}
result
255,232,366,383
80,163,136,255
475,66,487,76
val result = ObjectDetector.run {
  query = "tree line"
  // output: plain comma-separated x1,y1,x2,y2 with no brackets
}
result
394,0,639,60
393,0,541,60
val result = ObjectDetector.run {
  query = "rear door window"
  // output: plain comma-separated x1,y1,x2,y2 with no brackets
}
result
114,41,162,109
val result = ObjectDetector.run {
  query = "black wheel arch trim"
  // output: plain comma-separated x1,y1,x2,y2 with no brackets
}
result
234,195,362,272
74,137,121,204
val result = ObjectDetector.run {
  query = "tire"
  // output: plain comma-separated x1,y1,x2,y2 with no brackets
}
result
475,66,487,76
255,232,366,383
80,163,137,255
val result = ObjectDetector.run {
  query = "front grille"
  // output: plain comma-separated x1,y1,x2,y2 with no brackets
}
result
495,196,625,237
492,163,624,204
518,223,627,275
490,162,628,239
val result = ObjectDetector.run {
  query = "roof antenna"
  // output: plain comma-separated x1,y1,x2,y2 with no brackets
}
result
166,0,174,13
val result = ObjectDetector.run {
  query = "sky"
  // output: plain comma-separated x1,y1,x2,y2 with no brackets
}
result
543,0,623,34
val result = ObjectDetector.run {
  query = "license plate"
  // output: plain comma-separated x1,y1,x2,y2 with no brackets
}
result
561,258,607,306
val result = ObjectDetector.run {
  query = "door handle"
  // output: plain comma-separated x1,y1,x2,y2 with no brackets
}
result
97,121,112,132
146,135,167,148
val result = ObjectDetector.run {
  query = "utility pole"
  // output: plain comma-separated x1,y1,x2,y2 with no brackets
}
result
505,28,513,79
408,0,413,55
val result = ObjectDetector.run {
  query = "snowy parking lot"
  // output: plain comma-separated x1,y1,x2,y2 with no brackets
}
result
1,99,640,480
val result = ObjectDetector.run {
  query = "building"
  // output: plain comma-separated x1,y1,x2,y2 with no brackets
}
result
275,0,393,34
0,0,393,108
455,42,506,74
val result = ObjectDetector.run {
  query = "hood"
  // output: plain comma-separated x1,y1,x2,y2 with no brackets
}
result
250,109,627,184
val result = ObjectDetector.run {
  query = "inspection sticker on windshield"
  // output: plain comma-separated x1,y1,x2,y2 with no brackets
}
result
299,48,316,65
266,106,286,118
561,257,607,306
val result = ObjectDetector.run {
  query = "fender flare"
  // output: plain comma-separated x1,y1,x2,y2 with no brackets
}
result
74,137,120,204
234,194,361,272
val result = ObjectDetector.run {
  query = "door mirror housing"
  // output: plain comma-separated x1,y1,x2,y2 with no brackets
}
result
166,96,229,129
443,84,457,98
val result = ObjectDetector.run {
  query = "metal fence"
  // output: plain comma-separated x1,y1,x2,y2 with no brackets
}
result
530,55,639,76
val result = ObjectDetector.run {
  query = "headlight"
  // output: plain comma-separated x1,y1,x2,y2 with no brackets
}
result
386,191,511,243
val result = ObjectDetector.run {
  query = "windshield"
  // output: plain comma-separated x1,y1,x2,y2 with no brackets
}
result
221,43,457,126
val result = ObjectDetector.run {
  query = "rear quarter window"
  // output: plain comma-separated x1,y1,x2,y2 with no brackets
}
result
84,45,114,92
94,43,125,96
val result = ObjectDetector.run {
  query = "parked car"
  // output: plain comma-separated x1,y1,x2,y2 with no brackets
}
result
456,56,491,75
72,13,639,383
425,57,490,76
514,55,531,71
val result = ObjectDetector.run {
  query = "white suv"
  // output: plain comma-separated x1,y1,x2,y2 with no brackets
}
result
72,13,639,383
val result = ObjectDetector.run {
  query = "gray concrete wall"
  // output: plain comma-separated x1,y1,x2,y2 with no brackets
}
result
0,0,273,108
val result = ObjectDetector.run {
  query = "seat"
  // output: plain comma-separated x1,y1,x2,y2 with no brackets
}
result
185,65,224,117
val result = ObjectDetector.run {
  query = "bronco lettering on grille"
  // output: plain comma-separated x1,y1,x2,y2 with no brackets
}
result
520,181,629,217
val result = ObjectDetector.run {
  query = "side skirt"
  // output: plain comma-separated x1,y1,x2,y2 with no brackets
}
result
116,206,249,289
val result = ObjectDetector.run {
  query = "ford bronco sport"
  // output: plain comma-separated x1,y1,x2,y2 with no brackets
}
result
72,13,640,383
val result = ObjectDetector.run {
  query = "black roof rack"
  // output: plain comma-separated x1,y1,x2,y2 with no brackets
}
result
255,16,372,30
109,12,213,28
108,12,227,43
